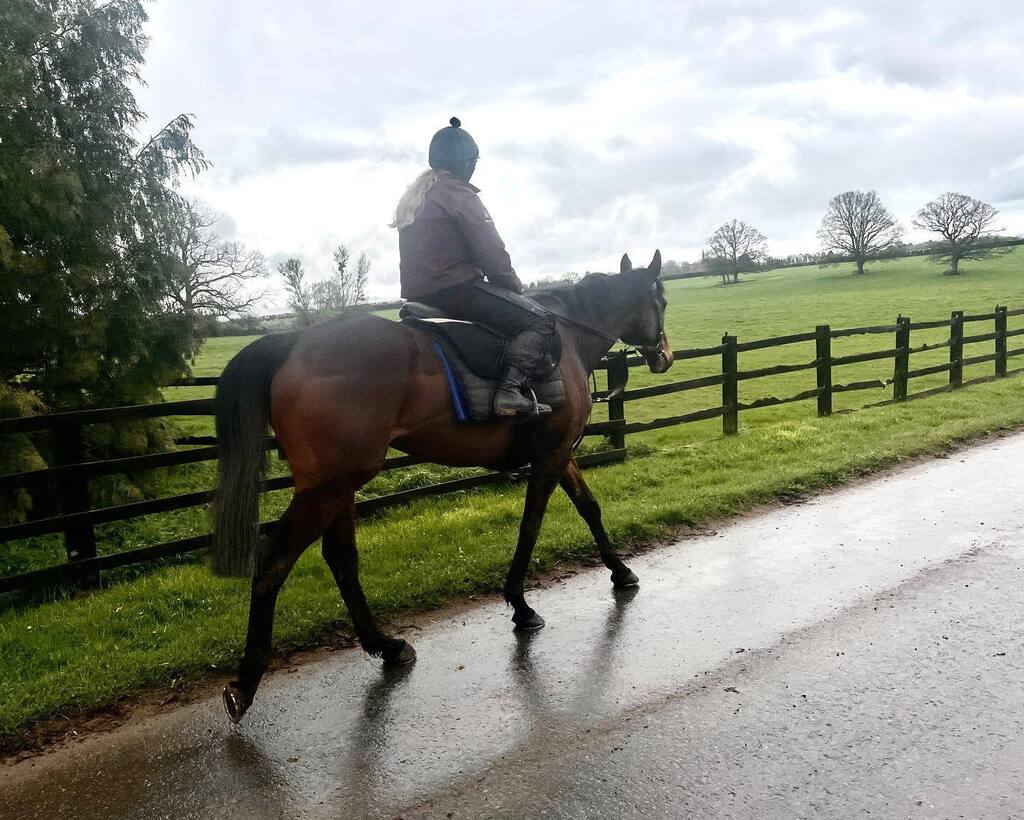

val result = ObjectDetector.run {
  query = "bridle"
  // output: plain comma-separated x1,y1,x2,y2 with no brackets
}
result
544,280,666,354
622,281,668,361
550,282,669,409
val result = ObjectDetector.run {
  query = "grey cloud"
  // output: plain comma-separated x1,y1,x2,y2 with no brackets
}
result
828,5,1024,93
701,49,827,89
505,151,756,272
982,178,1024,210
266,251,295,271
213,210,239,239
212,130,419,183
498,137,754,221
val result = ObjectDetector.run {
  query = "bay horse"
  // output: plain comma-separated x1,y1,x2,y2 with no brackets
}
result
212,251,673,722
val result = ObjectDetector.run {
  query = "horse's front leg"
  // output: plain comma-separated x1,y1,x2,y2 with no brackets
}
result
504,459,566,631
559,458,638,588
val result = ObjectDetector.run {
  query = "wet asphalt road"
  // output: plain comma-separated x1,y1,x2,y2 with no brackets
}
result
2,433,1023,819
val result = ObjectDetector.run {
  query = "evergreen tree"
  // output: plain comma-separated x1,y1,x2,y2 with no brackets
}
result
0,0,207,409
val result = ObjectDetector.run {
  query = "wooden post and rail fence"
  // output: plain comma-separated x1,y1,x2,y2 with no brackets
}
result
2,305,1023,595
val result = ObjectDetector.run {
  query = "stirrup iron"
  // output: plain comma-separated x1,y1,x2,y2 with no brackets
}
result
527,387,552,417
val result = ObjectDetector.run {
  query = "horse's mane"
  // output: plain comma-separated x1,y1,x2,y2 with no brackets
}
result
531,272,640,323
532,272,618,317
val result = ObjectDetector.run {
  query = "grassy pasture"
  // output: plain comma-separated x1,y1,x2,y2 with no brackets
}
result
1,252,1023,740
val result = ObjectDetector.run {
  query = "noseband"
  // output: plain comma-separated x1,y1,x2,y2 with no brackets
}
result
633,322,665,357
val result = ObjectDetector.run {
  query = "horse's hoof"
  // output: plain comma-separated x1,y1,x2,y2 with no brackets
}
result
382,639,417,666
223,683,250,724
512,610,546,631
612,569,639,588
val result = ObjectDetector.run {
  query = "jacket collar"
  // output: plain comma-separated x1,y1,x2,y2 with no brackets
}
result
441,176,480,193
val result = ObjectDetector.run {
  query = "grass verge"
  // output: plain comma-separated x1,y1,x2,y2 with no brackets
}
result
2,374,1024,742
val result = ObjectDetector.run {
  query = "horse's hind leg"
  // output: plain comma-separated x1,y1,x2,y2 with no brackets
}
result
560,458,638,588
223,485,341,723
321,492,416,665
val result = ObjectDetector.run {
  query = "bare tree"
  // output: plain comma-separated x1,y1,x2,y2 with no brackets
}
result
278,257,314,326
161,199,266,329
353,252,370,305
332,244,351,303
330,244,369,310
307,245,371,315
705,220,768,284
912,192,1005,275
817,190,903,275
309,278,339,315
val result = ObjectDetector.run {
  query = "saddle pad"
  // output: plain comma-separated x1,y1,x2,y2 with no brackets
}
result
404,317,506,380
402,316,565,422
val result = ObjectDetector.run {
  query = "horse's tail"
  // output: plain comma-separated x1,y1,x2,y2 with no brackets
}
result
210,332,299,577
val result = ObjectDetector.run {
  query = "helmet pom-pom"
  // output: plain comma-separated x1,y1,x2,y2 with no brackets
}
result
449,116,461,128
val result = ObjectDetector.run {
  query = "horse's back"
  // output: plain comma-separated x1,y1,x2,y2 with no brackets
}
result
286,313,413,372
269,314,433,485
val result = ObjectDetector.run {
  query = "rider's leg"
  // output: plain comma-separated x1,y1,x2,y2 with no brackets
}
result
422,280,556,416
495,326,553,416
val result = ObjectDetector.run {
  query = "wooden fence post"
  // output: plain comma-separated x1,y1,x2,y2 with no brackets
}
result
893,315,911,402
815,325,832,416
722,334,738,435
606,350,629,450
54,423,100,589
995,305,1008,377
949,310,964,388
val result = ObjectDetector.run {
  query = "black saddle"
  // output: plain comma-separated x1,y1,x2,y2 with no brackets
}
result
399,302,507,380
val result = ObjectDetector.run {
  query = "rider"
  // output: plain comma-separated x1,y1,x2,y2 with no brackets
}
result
394,117,554,417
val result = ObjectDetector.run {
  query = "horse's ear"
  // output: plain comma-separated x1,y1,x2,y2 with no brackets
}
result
620,254,632,274
646,249,662,280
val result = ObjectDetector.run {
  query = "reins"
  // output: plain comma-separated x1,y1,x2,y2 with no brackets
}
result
541,304,619,344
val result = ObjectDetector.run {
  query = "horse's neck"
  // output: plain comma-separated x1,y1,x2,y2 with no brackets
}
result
573,327,618,373
560,296,630,372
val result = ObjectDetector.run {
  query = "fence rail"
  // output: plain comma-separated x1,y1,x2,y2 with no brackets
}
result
2,303,1022,594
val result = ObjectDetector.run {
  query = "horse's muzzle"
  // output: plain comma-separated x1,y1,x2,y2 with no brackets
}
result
643,333,674,374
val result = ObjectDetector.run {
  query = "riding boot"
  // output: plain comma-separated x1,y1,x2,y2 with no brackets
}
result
494,366,552,417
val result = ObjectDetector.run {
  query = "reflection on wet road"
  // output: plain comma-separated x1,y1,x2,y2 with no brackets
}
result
3,433,1024,818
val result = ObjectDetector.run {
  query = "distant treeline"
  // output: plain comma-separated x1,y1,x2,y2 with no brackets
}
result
661,235,1024,282
213,236,1024,337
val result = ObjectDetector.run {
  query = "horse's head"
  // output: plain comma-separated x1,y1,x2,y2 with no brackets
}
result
618,250,673,374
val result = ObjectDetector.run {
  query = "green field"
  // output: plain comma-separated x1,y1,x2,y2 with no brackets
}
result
2,252,1023,742
165,251,1024,443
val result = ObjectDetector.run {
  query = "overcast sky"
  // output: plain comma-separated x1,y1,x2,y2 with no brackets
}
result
137,0,1024,307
